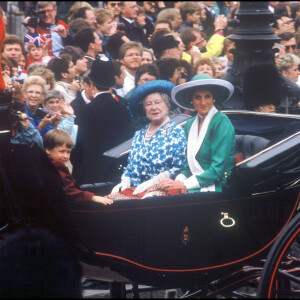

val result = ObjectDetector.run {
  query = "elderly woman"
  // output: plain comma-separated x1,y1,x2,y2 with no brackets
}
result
276,53,300,83
110,80,187,199
22,75,58,137
42,90,78,145
159,74,235,193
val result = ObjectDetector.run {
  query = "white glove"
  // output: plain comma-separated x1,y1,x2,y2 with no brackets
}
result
111,176,131,193
133,171,170,195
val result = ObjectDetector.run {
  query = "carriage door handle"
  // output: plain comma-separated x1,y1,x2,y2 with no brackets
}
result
220,212,235,228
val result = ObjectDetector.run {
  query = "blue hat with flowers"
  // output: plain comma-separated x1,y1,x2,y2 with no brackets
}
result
129,80,177,117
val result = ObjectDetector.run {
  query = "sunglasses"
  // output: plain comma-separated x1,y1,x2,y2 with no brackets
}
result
110,3,120,7
285,44,297,51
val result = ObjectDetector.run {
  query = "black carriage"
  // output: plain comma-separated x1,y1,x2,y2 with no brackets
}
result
0,107,299,298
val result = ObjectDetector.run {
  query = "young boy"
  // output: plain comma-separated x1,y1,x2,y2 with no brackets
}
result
25,34,52,67
43,129,113,205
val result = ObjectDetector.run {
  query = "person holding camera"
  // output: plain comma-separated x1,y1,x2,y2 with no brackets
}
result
23,1,69,57
9,97,43,149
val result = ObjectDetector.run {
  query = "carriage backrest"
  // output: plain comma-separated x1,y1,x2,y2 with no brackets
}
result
235,135,270,161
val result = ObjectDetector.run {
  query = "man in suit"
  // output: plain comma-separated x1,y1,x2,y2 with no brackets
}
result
71,71,94,120
71,57,131,185
119,1,149,47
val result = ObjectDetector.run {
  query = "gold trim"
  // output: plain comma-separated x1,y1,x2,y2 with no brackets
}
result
181,226,191,245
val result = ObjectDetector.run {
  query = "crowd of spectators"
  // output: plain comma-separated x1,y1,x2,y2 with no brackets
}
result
1,0,300,182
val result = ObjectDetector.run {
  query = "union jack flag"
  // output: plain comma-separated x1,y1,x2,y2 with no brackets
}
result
24,33,47,51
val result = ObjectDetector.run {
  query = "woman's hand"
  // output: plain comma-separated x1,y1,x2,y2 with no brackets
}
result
158,178,186,191
60,101,74,116
3,75,13,90
37,113,59,131
92,195,113,205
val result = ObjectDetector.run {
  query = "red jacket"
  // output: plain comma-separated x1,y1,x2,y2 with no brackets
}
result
52,159,94,202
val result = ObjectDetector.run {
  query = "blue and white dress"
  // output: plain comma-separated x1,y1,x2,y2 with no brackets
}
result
123,120,187,186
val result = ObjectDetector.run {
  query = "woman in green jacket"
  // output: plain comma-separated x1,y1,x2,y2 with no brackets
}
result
158,74,235,193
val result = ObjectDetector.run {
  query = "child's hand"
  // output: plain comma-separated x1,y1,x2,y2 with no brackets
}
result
43,39,51,56
92,196,113,205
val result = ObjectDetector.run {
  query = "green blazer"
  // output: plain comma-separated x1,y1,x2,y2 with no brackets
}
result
181,111,235,193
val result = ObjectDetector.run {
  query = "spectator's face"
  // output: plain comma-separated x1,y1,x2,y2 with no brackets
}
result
199,3,207,20
115,65,125,88
165,45,181,60
121,47,142,70
18,54,26,70
282,64,300,82
2,64,11,77
214,63,223,75
24,84,45,111
188,11,201,24
281,38,297,54
44,97,62,114
281,16,295,33
75,57,88,74
154,23,171,32
83,82,94,100
192,89,214,115
141,51,153,65
104,2,121,17
97,17,114,35
121,2,138,19
144,93,169,124
45,144,71,164
39,4,57,25
85,9,97,29
143,2,156,14
193,32,206,49
137,13,146,27
29,45,44,61
171,14,182,32
137,72,157,86
169,68,180,85
65,61,76,82
197,63,214,77
93,32,103,53
225,44,234,62
2,43,22,62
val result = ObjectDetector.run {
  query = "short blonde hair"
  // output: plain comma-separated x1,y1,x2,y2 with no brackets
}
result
95,8,113,24
22,75,48,96
276,53,300,71
68,1,94,23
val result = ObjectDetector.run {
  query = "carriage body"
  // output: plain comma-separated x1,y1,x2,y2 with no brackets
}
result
0,111,299,293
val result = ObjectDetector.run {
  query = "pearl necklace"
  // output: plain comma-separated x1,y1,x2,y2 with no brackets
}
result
145,117,170,141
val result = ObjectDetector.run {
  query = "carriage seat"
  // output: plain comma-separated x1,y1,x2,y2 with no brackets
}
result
235,135,270,163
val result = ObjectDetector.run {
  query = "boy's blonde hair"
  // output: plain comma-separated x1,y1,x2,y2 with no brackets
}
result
44,129,73,150
27,43,43,52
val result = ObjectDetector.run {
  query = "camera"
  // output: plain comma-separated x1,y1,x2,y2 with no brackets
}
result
9,110,28,123
10,77,24,85
23,9,46,28
36,108,51,119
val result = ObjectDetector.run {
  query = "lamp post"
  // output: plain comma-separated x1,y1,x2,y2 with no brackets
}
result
222,1,300,113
